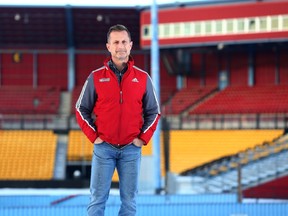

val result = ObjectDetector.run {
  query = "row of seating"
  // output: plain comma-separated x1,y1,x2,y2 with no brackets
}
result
1,84,288,116
73,84,288,116
67,129,284,178
0,130,57,180
189,85,288,114
189,133,288,177
162,86,217,115
0,129,284,181
0,129,153,181
167,129,283,174
67,130,153,162
67,130,153,181
0,86,61,114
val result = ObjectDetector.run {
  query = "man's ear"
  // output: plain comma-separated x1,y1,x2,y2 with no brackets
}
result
106,43,110,51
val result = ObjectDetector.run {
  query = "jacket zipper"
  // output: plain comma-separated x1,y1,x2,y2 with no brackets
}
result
118,74,124,142
120,90,123,104
119,72,123,104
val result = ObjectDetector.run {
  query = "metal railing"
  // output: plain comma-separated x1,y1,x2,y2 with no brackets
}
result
1,113,288,130
165,113,288,130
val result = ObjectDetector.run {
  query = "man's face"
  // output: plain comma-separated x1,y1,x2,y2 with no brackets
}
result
106,31,133,62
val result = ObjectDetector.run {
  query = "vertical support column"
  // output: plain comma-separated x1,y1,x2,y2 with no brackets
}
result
67,48,75,91
151,0,162,193
162,117,170,194
176,75,183,90
237,164,243,203
248,48,255,86
66,5,75,91
218,52,230,90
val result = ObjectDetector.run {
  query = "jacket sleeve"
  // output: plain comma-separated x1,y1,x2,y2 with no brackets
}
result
75,74,98,143
139,75,161,144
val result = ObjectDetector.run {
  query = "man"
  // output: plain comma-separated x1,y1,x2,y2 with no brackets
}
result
75,24,161,216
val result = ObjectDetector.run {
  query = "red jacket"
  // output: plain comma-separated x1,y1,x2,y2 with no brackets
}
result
75,57,160,145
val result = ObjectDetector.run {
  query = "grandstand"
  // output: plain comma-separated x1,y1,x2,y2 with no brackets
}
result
0,130,57,180
1,0,288,215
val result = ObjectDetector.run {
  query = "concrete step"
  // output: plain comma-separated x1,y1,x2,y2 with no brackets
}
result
53,134,68,180
59,91,72,115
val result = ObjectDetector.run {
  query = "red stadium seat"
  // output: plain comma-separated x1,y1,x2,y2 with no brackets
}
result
0,86,61,114
189,85,288,114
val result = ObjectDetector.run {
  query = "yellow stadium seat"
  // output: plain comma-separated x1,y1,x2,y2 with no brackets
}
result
67,130,155,181
67,129,283,179
0,130,57,180
169,129,283,174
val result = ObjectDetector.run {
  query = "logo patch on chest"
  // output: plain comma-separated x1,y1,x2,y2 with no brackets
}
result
132,78,139,83
99,78,110,82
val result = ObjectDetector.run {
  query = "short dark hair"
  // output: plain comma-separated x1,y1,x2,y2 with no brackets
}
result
107,24,131,42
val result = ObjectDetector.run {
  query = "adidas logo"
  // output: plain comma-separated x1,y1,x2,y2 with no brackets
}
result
132,78,139,82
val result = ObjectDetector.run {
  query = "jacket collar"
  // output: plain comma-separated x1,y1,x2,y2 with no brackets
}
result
104,55,134,71
104,56,134,83
108,60,128,75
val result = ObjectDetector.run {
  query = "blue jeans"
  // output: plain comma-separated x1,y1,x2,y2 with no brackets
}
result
87,142,141,216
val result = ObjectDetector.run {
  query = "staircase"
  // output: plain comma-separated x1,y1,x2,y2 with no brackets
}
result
52,91,72,130
194,150,288,194
53,134,68,180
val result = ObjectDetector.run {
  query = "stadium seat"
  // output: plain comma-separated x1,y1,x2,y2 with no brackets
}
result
189,85,288,114
0,130,57,180
67,130,154,181
163,86,217,115
169,129,283,174
0,86,61,114
67,130,153,161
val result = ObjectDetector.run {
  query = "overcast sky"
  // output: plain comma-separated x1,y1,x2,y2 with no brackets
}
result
0,0,200,7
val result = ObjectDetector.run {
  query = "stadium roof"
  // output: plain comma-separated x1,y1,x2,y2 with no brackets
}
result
0,0,258,7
